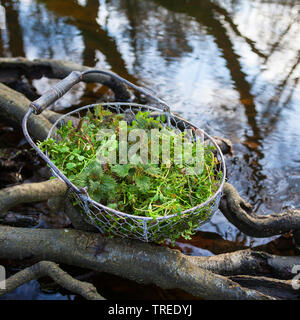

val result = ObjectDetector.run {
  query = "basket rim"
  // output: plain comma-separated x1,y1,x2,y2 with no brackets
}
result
47,102,226,222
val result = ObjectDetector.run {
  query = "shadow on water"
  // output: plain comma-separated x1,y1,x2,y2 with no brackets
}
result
0,0,300,299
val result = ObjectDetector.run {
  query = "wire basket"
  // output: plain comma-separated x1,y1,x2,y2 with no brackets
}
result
22,70,226,243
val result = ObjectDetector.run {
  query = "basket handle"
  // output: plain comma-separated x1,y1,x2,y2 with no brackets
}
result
30,71,82,115
23,69,172,193
29,69,171,115
82,69,171,113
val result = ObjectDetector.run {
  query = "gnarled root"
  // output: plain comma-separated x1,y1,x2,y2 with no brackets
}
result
0,226,275,300
0,179,67,214
0,260,104,300
219,182,300,239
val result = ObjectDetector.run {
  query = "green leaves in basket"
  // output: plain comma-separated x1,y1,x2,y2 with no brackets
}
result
112,164,131,178
73,160,118,203
38,106,222,243
135,175,151,192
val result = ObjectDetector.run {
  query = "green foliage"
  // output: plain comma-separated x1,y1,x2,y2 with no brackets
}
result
38,106,222,243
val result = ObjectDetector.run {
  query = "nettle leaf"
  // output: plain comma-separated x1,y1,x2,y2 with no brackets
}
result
152,194,159,202
101,175,118,192
135,176,151,192
112,164,131,178
91,192,103,203
89,180,100,193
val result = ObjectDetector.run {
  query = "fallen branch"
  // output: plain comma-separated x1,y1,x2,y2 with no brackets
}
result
63,197,98,232
3,177,299,241
47,195,98,232
0,260,104,300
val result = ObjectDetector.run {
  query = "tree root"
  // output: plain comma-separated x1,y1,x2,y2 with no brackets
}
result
0,179,67,214
219,182,300,238
2,178,299,242
0,57,131,101
0,226,275,300
213,136,233,155
190,249,300,279
0,260,105,300
0,82,51,140
0,212,39,227
227,275,300,300
47,195,98,232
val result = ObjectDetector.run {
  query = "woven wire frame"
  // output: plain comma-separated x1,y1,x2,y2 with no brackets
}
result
47,102,226,243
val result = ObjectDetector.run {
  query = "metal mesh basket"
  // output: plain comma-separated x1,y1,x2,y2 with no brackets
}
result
22,70,226,243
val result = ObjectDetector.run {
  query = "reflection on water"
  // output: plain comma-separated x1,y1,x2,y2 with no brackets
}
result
0,0,299,251
0,280,73,300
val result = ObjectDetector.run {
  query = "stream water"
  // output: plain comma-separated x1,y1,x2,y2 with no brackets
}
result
0,0,299,299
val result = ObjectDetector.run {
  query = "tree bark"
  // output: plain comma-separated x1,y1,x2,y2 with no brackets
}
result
0,226,275,300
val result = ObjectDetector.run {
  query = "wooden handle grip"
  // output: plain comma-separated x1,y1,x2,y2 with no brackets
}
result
30,71,82,115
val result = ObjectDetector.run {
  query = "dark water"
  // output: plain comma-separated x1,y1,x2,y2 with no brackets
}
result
1,0,300,299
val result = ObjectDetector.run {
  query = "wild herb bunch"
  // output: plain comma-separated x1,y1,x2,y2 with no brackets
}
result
39,105,222,241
